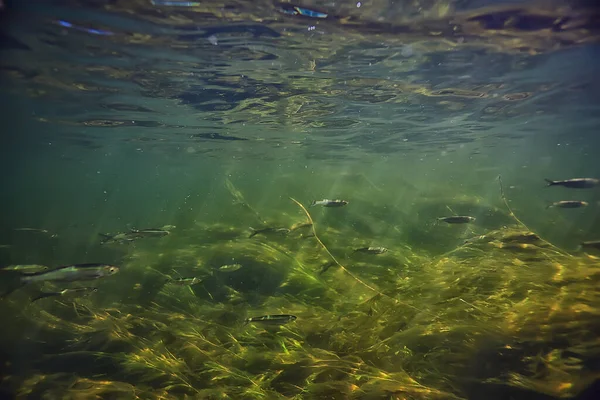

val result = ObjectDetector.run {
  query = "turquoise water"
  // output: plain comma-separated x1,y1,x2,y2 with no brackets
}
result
1,1,600,398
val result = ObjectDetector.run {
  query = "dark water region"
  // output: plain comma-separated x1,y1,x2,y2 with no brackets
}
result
1,0,600,399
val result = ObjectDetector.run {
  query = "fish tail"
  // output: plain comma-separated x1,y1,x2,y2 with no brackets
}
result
248,228,257,238
544,179,556,186
309,200,317,207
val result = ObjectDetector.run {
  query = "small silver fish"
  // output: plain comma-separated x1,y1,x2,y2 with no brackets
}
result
31,287,98,302
99,228,169,244
248,227,290,238
14,228,58,238
20,263,119,284
14,228,49,233
290,222,312,231
545,178,599,189
98,232,137,244
168,277,203,286
353,247,388,254
130,228,170,237
547,200,589,209
2,264,49,273
245,314,297,325
437,216,476,224
218,263,242,272
310,199,348,207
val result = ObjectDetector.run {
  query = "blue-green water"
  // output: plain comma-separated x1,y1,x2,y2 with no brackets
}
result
1,1,600,399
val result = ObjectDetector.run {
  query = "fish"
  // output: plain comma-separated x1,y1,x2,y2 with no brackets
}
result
437,216,476,224
14,228,49,233
99,232,137,244
544,178,599,189
129,228,170,237
353,247,388,254
218,263,242,272
1,264,49,273
581,240,600,251
310,199,348,207
245,314,297,325
546,200,589,209
99,228,169,244
20,263,119,284
248,227,290,238
31,287,98,302
14,228,58,238
290,221,313,231
167,277,203,286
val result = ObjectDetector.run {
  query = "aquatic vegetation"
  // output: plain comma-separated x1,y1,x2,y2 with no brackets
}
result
2,195,599,399
1,1,599,398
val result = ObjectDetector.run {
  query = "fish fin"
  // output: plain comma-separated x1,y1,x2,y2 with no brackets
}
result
544,179,556,186
248,227,257,238
244,318,251,326
545,203,553,209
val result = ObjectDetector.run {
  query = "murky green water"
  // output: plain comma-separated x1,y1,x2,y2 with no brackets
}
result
1,1,599,398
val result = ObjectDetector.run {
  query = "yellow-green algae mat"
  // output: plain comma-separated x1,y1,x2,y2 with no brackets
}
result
2,218,599,399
